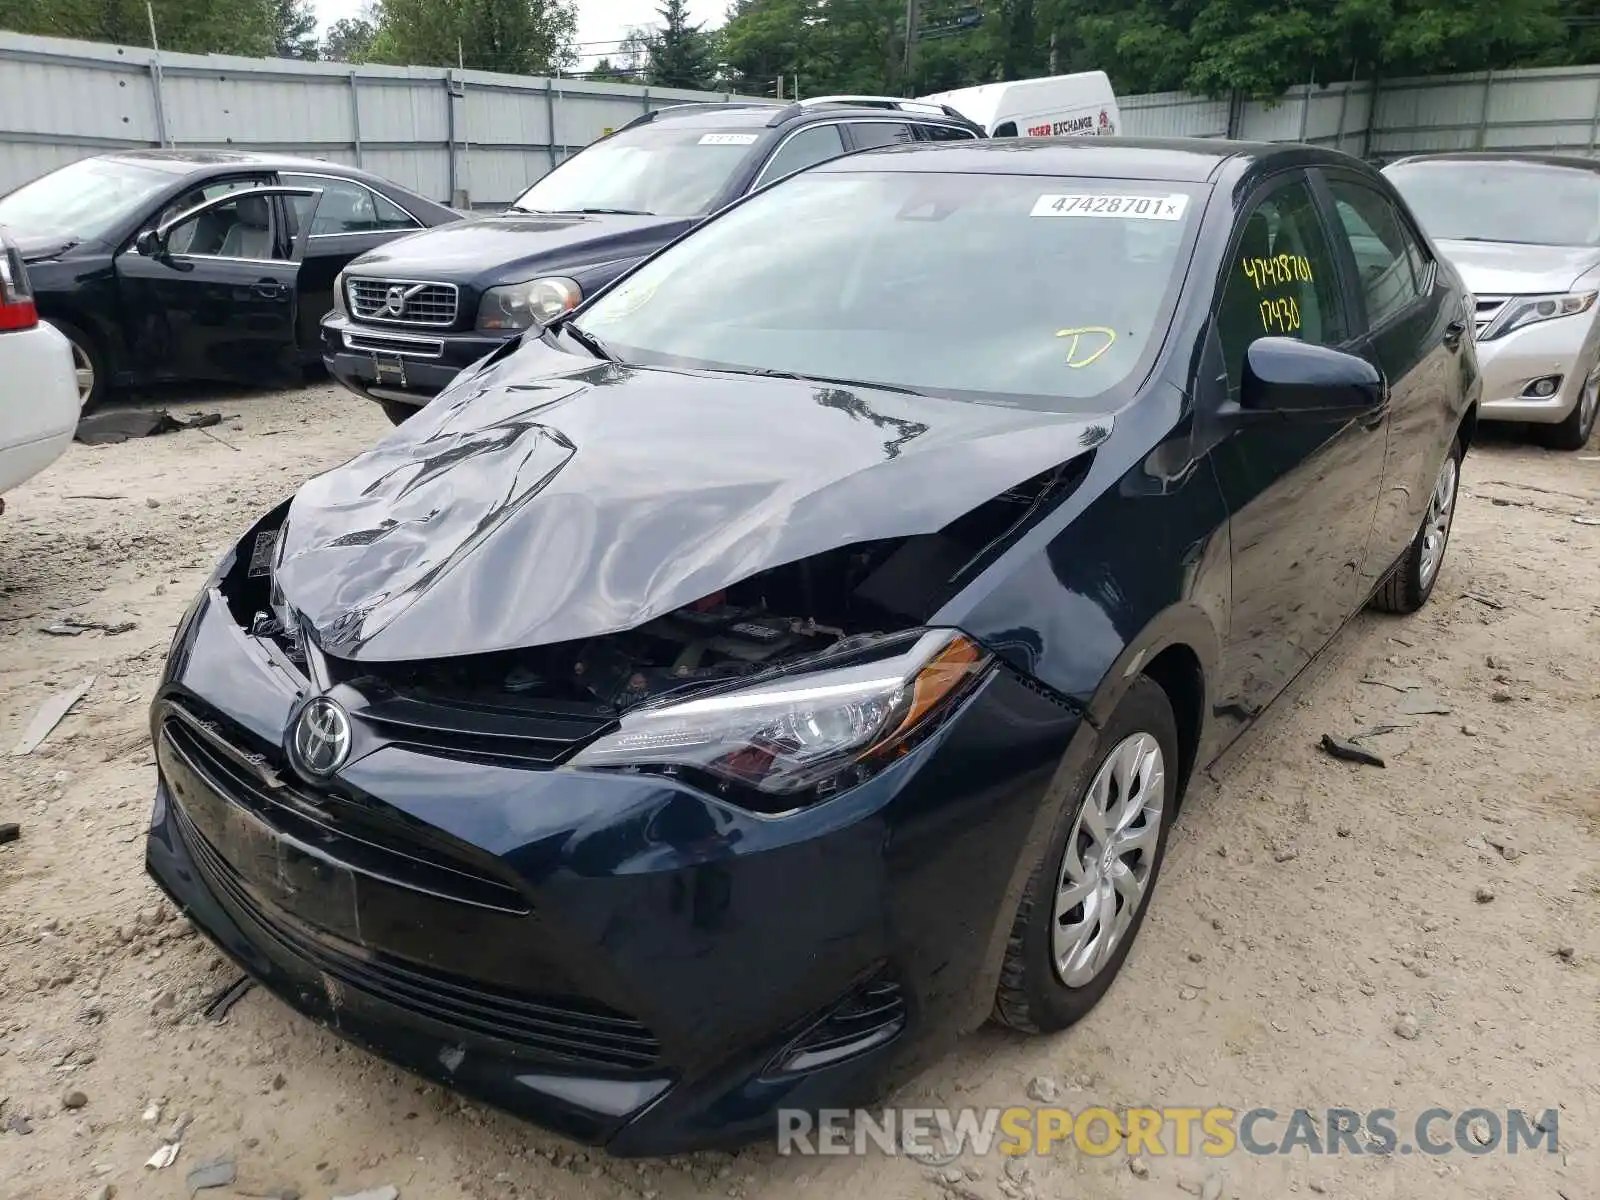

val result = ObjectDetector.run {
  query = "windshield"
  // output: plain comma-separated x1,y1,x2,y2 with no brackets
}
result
1386,160,1600,247
0,156,176,243
575,170,1202,408
510,124,763,218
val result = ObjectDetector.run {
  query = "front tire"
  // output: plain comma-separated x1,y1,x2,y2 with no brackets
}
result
1370,436,1461,614
1541,367,1599,451
992,676,1178,1034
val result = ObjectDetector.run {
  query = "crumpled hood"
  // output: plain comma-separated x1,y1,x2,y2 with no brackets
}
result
272,341,1112,662
1434,239,1600,294
345,211,695,287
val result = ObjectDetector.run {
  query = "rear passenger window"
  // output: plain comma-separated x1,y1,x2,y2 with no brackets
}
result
755,125,847,188
1215,180,1348,389
920,124,979,141
1328,180,1423,327
848,122,917,149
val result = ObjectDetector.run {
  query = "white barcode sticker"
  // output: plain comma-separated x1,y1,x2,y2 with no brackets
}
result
1031,193,1189,220
699,132,760,146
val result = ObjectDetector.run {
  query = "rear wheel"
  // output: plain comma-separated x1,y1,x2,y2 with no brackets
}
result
44,319,105,414
1540,367,1599,451
1371,437,1461,614
992,676,1178,1034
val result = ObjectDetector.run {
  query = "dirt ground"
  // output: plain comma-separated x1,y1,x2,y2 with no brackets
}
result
0,384,1596,1200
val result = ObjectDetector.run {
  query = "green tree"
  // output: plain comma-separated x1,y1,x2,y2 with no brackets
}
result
645,0,714,89
272,0,319,58
0,0,274,54
366,0,577,74
585,55,637,82
321,15,376,61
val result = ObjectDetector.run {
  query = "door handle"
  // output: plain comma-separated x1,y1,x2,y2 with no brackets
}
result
1443,319,1467,350
253,280,284,300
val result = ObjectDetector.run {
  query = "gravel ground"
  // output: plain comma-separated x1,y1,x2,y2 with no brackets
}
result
0,384,1596,1200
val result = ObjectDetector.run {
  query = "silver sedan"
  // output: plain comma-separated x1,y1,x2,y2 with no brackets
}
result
1385,152,1600,451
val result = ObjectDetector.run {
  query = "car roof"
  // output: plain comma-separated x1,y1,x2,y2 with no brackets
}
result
1384,151,1600,173
809,136,1349,183
95,148,398,182
639,103,783,130
637,99,980,133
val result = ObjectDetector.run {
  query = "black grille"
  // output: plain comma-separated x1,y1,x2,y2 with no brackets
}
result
173,801,664,1073
771,977,906,1075
347,278,459,327
159,703,528,914
350,690,615,769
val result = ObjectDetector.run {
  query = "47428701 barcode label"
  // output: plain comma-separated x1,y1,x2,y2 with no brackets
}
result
1030,193,1189,220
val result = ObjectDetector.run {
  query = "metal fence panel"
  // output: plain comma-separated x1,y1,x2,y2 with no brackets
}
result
0,31,767,206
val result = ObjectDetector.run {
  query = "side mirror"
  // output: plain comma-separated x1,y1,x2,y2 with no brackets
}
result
1241,337,1384,416
135,228,165,258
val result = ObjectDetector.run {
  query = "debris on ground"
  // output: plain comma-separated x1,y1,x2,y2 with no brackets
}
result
1556,945,1576,962
1319,734,1386,768
186,1156,237,1192
332,1188,400,1200
1484,832,1521,862
61,1089,87,1110
202,975,255,1024
1393,1014,1421,1040
146,1142,181,1169
1397,690,1452,716
0,821,19,845
39,617,137,637
74,409,222,446
1024,1076,1060,1103
5,1111,34,1134
1475,886,1496,904
10,676,95,756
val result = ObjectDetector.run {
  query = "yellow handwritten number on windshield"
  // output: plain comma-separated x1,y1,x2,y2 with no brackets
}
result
1055,326,1117,369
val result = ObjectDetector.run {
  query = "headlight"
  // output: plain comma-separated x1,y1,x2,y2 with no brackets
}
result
476,277,581,332
331,269,349,316
569,630,991,810
1480,291,1597,340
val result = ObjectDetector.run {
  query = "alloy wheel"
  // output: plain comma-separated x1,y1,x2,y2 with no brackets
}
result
69,338,94,408
1418,454,1458,592
1580,373,1600,441
1052,732,1166,987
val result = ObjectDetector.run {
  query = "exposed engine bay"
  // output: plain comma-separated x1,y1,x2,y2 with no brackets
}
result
228,456,1090,715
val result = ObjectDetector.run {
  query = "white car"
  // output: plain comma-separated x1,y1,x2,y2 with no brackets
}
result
1385,153,1600,451
0,228,77,512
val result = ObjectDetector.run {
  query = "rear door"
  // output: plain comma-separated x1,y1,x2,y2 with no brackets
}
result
280,172,425,350
1207,173,1390,733
115,185,317,387
1317,170,1461,589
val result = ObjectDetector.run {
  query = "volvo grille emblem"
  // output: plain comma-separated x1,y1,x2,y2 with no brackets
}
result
379,282,427,318
291,696,351,777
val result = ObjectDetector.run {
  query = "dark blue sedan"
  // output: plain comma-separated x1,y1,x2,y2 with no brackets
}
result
144,137,1477,1155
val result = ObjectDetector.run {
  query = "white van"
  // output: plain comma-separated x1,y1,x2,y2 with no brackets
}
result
919,71,1121,139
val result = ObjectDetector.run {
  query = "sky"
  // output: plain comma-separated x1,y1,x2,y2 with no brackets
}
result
310,0,728,70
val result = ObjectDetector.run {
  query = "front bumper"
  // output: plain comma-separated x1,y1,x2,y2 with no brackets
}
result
321,312,511,410
145,588,1079,1155
1473,308,1600,424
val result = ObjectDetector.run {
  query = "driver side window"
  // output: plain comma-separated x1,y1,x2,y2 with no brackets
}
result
165,193,286,261
1215,179,1348,391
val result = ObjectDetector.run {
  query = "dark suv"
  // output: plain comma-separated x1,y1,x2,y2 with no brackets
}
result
320,98,983,423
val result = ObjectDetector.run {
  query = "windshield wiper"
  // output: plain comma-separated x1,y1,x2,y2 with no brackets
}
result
560,321,614,362
563,207,655,216
712,367,924,395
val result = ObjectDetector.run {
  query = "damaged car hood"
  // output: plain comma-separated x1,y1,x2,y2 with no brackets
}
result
273,342,1112,661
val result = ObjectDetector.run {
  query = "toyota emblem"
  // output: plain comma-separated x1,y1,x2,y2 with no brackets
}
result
290,696,352,777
